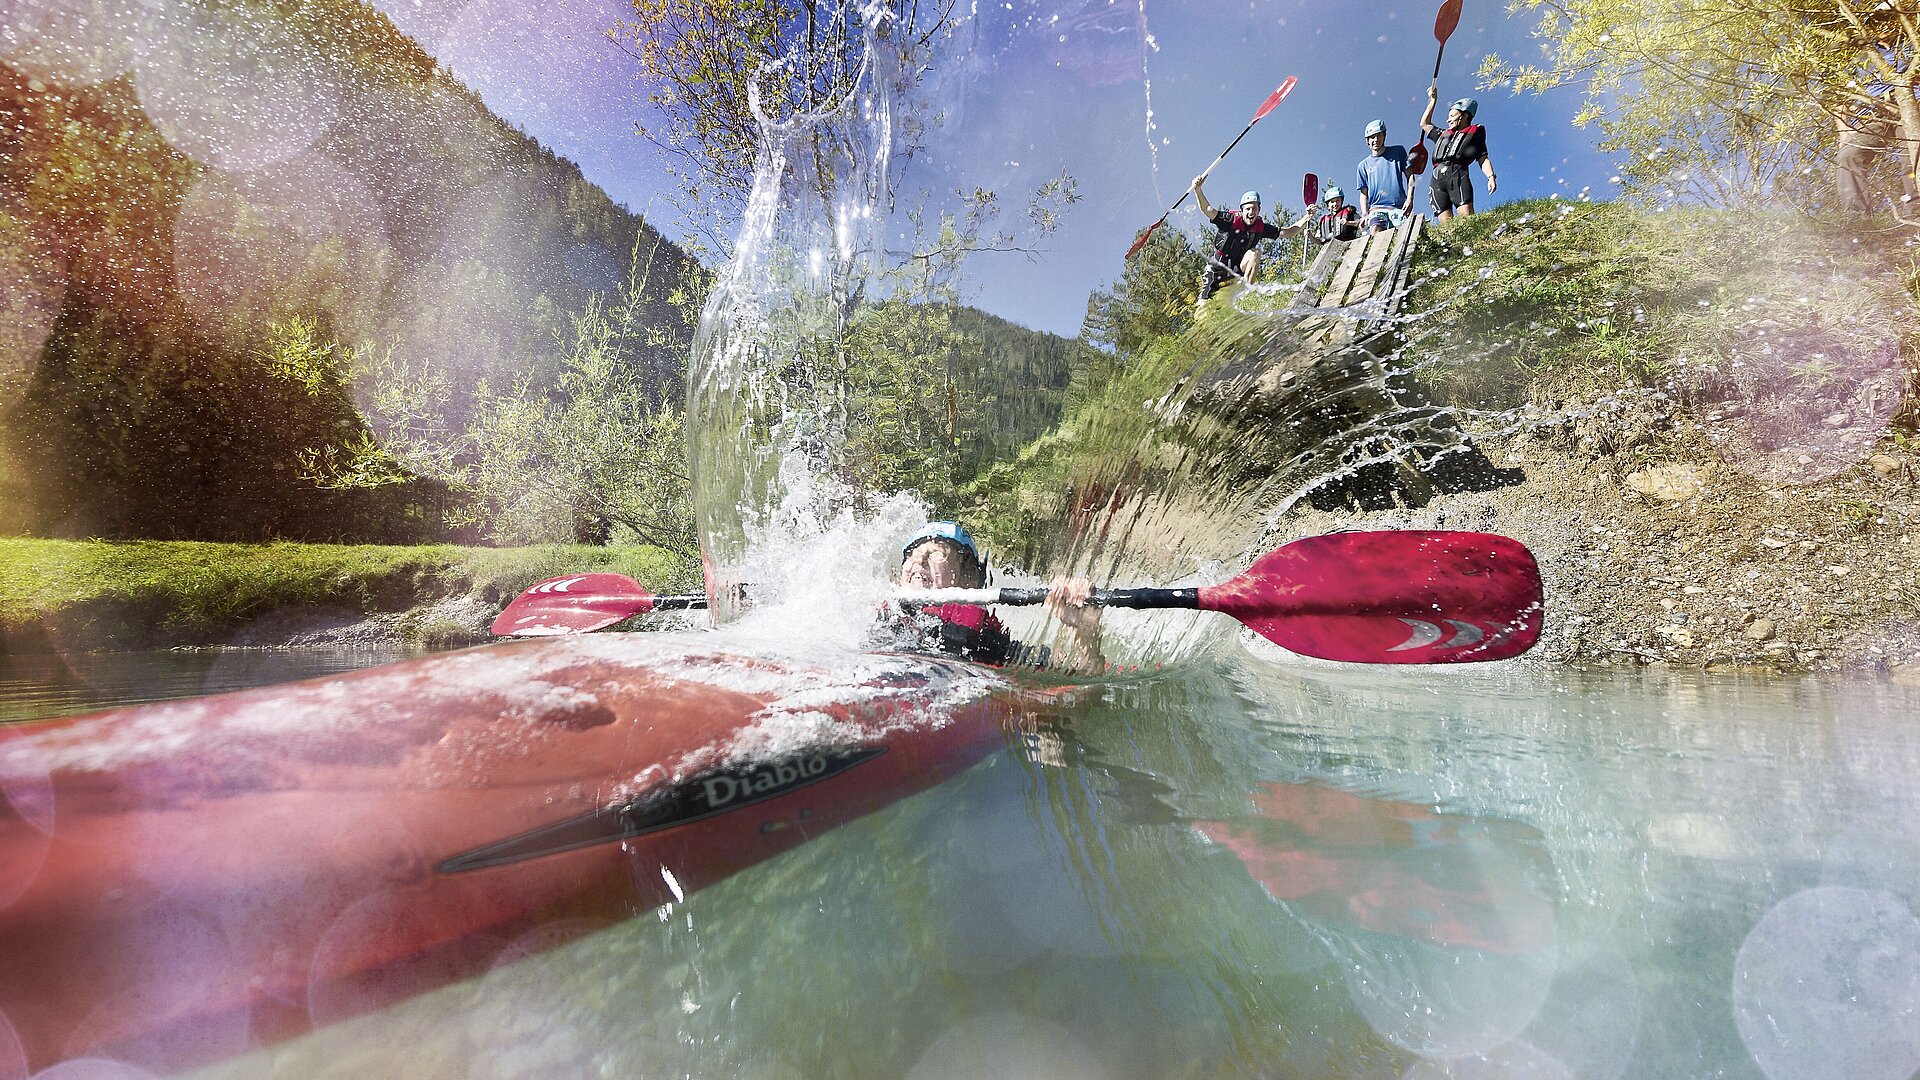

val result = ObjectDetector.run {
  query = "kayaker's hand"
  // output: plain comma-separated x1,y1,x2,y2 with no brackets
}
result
1045,576,1102,632
1191,174,1208,194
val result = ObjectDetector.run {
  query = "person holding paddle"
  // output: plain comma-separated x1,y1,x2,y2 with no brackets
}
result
1355,119,1415,233
874,521,1105,672
1419,85,1496,220
1191,176,1309,301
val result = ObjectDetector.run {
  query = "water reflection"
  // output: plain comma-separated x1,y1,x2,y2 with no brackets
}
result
0,646,415,724
1,651,1916,1076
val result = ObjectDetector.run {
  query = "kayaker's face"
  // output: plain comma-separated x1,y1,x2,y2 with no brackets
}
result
899,540,974,589
1367,131,1386,154
1240,201,1262,222
1449,108,1469,128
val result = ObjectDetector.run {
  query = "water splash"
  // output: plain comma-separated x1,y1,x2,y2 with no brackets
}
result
132,2,343,172
687,1,903,621
0,210,63,407
0,0,144,87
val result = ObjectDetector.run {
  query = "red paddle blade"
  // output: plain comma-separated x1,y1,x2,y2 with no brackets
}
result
1303,172,1319,207
490,574,658,637
1199,531,1542,664
1408,142,1429,176
1124,220,1161,260
1434,0,1463,43
1253,75,1299,122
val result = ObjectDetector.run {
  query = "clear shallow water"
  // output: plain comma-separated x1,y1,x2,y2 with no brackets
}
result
8,643,1920,1079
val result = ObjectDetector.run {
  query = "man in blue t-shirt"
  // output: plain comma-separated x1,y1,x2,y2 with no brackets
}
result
1355,119,1413,234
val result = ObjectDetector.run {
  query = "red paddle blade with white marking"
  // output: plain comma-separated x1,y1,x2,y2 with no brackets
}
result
1199,531,1543,664
490,574,662,637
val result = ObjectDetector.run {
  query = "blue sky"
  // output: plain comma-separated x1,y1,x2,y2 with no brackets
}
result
374,0,1622,338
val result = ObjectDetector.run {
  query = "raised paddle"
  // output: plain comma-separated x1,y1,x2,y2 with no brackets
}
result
495,531,1543,665
1432,0,1463,83
1303,172,1319,210
1408,0,1464,208
489,573,707,637
1124,76,1299,260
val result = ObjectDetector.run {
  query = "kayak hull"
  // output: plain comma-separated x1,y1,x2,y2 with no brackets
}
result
0,636,1022,1074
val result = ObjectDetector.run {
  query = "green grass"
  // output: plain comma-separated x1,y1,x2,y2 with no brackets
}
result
0,538,695,635
1404,198,1920,408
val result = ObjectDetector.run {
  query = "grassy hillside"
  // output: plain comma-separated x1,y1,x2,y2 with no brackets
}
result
960,199,1920,571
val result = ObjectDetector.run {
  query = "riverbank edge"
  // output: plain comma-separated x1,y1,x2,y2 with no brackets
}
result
1283,419,1920,683
0,539,694,654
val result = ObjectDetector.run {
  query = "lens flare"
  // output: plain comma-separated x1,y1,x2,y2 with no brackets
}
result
25,1059,161,1079
1734,886,1920,1080
1403,1040,1576,1079
0,0,144,87
132,3,341,171
0,1008,23,1080
1704,329,1904,486
59,902,252,1072
906,1013,1107,1080
0,737,53,913
171,152,393,336
433,0,640,143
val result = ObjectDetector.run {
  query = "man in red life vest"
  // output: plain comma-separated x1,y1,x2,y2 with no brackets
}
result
1419,85,1497,221
875,521,1104,671
1191,176,1310,300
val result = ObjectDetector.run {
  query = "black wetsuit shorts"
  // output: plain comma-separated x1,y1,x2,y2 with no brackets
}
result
1430,163,1475,214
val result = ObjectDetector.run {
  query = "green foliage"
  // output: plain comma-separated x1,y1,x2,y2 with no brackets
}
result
1083,227,1207,360
0,536,693,636
616,0,945,254
835,301,1083,511
0,0,701,543
281,240,703,562
1485,0,1918,207
1403,198,1919,410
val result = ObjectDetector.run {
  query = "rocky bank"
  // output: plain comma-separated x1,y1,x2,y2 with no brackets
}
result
1289,405,1920,681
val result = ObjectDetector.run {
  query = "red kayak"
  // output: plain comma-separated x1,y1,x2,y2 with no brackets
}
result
0,635,1031,1076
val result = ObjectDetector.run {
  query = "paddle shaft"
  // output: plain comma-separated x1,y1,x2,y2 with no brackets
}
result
998,587,1197,609
650,595,710,611
1127,78,1297,259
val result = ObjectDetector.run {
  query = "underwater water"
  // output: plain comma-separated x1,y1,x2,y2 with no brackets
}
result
5,646,1919,1079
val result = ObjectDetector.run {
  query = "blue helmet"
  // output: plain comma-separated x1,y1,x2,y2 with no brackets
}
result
901,521,983,565
1323,184,1344,201
1240,191,1263,206
1364,119,1387,138
1450,97,1478,120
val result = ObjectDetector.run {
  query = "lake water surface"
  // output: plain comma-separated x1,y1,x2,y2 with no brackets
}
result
7,642,1919,1079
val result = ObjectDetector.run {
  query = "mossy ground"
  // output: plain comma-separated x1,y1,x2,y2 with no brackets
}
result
0,539,694,650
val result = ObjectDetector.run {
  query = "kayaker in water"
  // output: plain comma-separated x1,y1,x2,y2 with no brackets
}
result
871,520,1105,672
1191,176,1310,300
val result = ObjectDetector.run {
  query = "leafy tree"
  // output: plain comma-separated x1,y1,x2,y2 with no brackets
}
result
1082,226,1208,361
282,239,702,558
1486,0,1920,207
